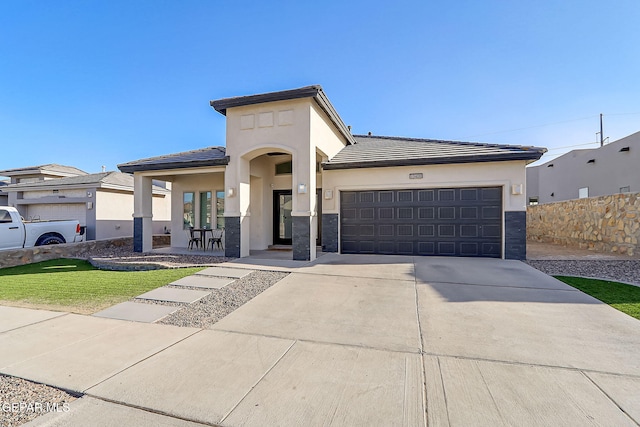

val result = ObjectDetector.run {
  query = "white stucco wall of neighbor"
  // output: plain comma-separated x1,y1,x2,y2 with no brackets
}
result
321,160,528,214
95,190,171,240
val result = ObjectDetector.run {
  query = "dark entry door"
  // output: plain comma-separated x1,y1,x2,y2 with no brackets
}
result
272,190,322,246
340,187,502,257
273,190,292,245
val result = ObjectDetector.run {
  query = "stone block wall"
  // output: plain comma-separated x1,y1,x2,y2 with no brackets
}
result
527,193,640,256
0,235,171,269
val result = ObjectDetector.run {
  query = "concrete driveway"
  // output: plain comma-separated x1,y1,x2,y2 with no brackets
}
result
8,255,640,426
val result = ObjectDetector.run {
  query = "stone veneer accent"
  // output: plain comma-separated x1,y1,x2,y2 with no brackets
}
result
504,211,526,260
0,235,171,269
224,216,241,258
527,192,640,256
133,217,143,252
321,214,339,253
292,216,311,260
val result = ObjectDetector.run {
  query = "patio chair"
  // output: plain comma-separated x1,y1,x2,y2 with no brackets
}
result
187,227,203,250
207,228,224,250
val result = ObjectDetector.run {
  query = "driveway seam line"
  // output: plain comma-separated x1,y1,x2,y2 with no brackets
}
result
219,339,298,424
436,356,452,427
581,371,640,426
425,352,640,380
476,362,508,425
211,327,420,355
83,328,203,393
411,257,428,427
0,311,69,335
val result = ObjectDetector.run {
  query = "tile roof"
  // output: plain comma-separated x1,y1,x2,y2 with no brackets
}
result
118,147,229,173
0,164,87,177
4,172,167,193
322,135,547,170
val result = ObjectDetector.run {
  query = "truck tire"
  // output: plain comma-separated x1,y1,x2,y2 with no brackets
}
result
35,233,66,246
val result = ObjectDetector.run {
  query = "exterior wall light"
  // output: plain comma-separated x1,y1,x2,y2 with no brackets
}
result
227,187,236,197
298,183,307,194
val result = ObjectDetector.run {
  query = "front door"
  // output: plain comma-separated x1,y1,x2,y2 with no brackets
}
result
273,190,293,245
273,190,322,246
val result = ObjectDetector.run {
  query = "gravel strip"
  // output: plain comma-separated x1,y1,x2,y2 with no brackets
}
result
0,375,77,427
526,260,640,285
159,270,288,328
85,247,230,269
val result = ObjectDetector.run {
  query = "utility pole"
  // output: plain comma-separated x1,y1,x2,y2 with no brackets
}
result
600,113,604,147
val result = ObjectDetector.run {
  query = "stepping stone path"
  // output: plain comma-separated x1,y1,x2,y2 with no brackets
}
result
93,266,254,323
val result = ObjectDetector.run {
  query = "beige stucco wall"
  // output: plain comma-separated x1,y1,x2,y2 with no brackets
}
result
321,160,528,214
170,173,224,248
309,101,349,162
222,96,348,256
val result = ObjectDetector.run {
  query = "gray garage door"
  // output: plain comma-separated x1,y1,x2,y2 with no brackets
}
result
340,187,502,257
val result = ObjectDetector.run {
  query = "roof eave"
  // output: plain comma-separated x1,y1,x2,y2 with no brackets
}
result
210,86,322,115
322,152,546,170
118,157,230,174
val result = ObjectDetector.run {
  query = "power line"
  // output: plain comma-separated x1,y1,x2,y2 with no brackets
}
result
545,142,600,152
459,115,598,139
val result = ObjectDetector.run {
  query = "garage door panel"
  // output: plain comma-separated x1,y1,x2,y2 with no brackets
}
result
418,190,434,202
379,207,394,219
340,187,502,258
398,207,413,219
460,242,479,256
482,206,501,219
419,207,434,219
398,191,413,202
482,188,502,200
438,207,455,220
378,191,394,203
26,204,86,224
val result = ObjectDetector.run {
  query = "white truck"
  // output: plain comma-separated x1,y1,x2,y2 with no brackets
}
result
0,206,85,250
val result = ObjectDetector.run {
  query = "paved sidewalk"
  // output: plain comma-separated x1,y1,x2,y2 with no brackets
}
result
4,254,639,426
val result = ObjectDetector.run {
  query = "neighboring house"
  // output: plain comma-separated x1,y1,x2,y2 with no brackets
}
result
119,85,545,260
0,164,88,184
1,171,171,240
527,131,640,204
0,180,8,205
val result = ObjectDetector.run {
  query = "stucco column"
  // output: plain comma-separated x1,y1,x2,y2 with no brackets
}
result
133,174,153,252
224,156,250,258
291,147,317,261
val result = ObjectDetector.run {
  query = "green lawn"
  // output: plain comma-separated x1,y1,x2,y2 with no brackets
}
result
0,259,203,313
555,276,640,320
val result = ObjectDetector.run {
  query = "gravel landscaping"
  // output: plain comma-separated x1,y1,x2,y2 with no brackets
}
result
0,375,77,427
158,270,289,328
87,247,229,270
526,260,640,285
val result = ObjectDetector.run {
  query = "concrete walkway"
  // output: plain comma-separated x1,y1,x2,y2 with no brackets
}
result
4,254,639,426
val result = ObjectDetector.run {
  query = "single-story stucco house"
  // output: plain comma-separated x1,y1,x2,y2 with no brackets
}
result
118,85,545,261
1,165,171,240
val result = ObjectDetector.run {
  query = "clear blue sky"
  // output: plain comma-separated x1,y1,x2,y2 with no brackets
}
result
1,0,639,174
